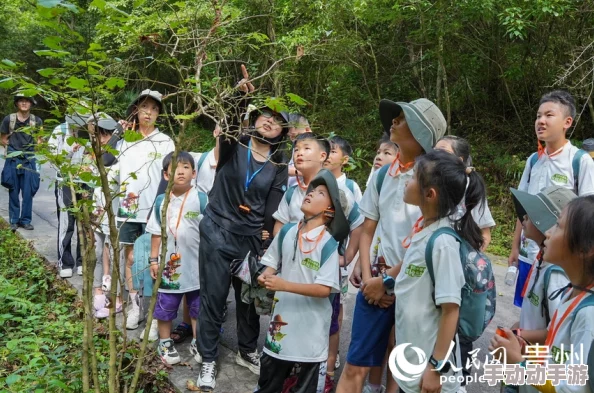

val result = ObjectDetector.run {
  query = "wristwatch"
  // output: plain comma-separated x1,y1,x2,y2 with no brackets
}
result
381,272,395,290
429,356,451,374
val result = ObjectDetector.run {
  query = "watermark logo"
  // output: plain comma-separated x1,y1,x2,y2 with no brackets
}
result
388,343,428,382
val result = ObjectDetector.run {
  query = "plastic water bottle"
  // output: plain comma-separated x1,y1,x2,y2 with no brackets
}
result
505,266,518,286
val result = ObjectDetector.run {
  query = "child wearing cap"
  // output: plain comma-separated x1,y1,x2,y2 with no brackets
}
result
1,94,42,232
502,186,573,393
115,89,175,330
509,91,594,275
254,169,346,393
337,98,447,393
146,151,207,365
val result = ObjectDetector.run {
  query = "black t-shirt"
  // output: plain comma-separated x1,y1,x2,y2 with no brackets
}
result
205,136,288,236
0,114,43,154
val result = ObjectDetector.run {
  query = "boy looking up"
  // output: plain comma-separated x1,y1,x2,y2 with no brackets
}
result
254,169,348,393
287,113,311,187
146,151,207,365
508,91,594,277
325,135,363,202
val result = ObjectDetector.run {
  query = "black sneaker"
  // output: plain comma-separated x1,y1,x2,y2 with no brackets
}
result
19,223,34,230
235,350,260,375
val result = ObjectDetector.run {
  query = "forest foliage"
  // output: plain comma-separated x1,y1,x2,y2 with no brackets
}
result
1,0,594,256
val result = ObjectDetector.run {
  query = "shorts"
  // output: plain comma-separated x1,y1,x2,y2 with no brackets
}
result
255,353,326,393
329,294,341,335
117,222,146,244
154,290,200,321
346,291,395,367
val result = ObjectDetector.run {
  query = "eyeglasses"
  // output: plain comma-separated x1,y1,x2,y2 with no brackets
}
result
260,109,285,124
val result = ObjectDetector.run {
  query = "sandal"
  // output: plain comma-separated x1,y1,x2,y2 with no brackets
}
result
171,322,192,343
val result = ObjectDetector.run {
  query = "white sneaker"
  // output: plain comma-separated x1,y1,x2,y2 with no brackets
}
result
363,384,386,393
157,339,181,365
125,294,143,330
335,353,340,369
77,266,83,276
457,387,468,393
197,361,217,391
102,275,111,292
190,340,202,363
60,268,73,278
141,319,159,342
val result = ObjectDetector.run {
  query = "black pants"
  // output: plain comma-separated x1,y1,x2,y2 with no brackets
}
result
197,215,261,362
458,334,473,385
55,182,89,270
255,353,324,393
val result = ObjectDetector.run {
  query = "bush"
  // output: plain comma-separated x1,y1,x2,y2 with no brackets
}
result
0,220,174,392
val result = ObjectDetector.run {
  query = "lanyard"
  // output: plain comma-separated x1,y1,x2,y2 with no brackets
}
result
521,251,542,298
388,152,415,178
245,140,269,192
537,141,565,159
298,223,326,254
296,175,308,190
167,189,191,249
544,284,594,347
401,216,425,249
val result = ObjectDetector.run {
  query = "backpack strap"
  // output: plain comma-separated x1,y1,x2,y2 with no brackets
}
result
375,164,389,195
572,149,586,194
345,178,355,194
569,293,594,392
196,151,210,173
197,190,208,213
320,236,339,267
154,194,165,226
425,227,462,304
8,113,16,134
526,152,539,185
277,222,297,264
284,185,298,206
542,265,565,325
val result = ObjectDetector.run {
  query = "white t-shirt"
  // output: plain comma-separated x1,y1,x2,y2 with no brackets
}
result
260,224,340,362
92,167,119,235
394,218,465,393
518,141,594,260
145,187,206,293
519,260,569,330
273,181,364,232
544,291,594,393
115,129,175,223
190,149,217,194
337,173,363,202
48,123,86,181
365,167,376,189
359,167,422,267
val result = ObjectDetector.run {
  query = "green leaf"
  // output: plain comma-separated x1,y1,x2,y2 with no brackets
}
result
0,77,16,89
37,68,59,77
105,77,125,89
42,36,64,50
2,59,16,68
174,114,198,120
123,130,143,143
6,374,20,385
79,172,95,183
6,151,23,158
89,0,106,9
286,93,308,106
34,50,70,58
66,76,88,89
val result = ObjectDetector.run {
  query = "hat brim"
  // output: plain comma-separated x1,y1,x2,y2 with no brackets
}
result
14,97,37,106
379,99,434,152
510,188,557,235
307,169,349,243
126,94,164,117
66,114,90,127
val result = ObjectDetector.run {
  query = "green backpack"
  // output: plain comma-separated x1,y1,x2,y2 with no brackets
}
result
153,189,208,225
425,227,497,341
527,149,586,194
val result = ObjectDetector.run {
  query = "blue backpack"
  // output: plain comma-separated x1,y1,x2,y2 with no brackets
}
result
425,227,497,341
375,164,390,195
527,149,586,194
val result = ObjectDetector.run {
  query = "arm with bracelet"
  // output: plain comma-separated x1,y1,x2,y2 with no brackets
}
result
149,234,161,279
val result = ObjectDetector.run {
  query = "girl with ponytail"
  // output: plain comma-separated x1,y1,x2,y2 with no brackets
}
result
393,149,487,393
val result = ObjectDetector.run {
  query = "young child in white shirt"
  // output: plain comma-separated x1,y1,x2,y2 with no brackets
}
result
255,169,348,393
394,149,487,393
509,91,594,299
491,195,594,393
146,151,208,365
287,113,312,188
365,134,399,189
